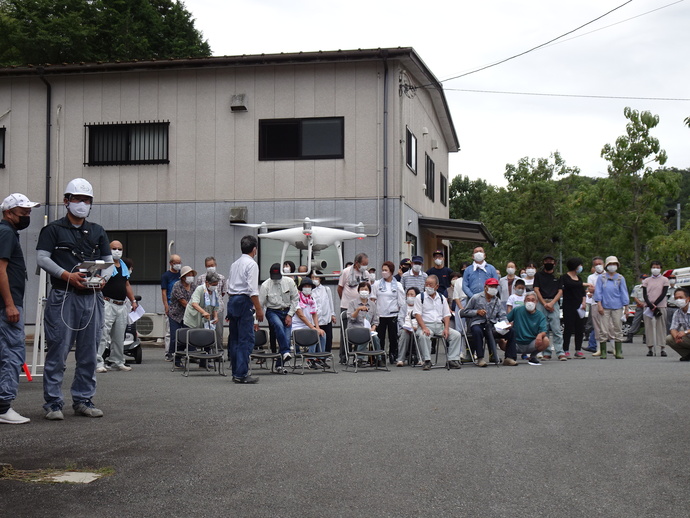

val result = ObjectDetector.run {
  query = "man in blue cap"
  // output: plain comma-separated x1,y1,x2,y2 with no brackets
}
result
402,255,427,293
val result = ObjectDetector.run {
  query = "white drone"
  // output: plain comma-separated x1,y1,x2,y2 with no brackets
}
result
234,218,367,276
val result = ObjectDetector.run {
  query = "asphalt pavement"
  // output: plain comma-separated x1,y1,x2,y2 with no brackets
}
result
2,338,689,517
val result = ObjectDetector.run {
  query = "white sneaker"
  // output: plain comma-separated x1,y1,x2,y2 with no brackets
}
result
113,364,132,371
96,366,107,373
0,407,30,424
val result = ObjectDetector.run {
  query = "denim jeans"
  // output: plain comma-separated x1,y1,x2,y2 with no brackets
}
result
265,309,292,355
0,306,25,407
43,289,104,411
169,318,187,363
227,295,254,379
537,301,564,356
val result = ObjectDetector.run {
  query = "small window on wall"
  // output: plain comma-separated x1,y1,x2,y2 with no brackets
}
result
440,173,448,206
85,121,169,166
406,127,417,174
0,127,5,168
259,117,344,160
425,153,435,202
106,230,167,284
258,237,343,284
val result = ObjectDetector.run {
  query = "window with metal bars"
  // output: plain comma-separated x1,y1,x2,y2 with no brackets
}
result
440,173,447,206
84,121,169,166
425,153,435,202
0,127,5,168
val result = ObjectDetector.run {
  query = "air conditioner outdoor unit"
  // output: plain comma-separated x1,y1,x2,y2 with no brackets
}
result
137,313,166,339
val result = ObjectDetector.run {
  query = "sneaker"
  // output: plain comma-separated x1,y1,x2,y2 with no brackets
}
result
574,351,586,359
96,366,107,373
112,364,132,371
74,402,104,418
164,354,173,362
396,361,404,367
646,349,654,357
232,375,259,384
477,359,487,368
307,360,320,370
45,407,64,420
0,408,30,425
528,357,542,366
521,354,529,360
282,352,292,363
542,355,552,361
448,360,462,369
564,352,571,358
558,355,567,361
460,356,472,364
422,360,432,371
583,347,597,353
660,350,667,357
680,355,690,362
502,358,517,367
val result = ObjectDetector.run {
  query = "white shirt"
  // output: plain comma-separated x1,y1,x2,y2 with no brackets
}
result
587,272,603,296
311,283,335,326
338,265,370,309
227,254,259,297
371,278,405,317
413,292,451,324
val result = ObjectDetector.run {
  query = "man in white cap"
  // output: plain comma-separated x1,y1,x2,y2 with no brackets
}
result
0,194,39,424
37,178,112,420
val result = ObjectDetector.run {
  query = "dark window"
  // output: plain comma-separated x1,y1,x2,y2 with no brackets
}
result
258,236,342,284
106,230,167,284
425,154,435,202
259,117,344,160
406,127,417,174
0,127,5,168
440,173,448,206
85,122,169,166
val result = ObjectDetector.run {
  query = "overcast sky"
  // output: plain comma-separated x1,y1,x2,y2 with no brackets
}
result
183,0,690,187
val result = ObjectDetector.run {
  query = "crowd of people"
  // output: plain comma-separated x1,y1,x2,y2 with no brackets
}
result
1,179,688,424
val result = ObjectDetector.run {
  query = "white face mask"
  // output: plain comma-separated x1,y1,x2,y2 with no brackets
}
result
359,290,370,299
670,279,676,286
360,265,368,274
302,287,312,295
111,250,123,260
206,266,216,274
525,301,537,312
184,276,193,284
283,267,291,274
207,285,217,292
651,268,661,276
312,279,320,286
525,268,536,277
450,279,457,286
486,287,498,297
434,258,443,266
576,266,583,274
382,271,391,280
407,296,416,305
412,264,422,273
607,265,618,273
425,286,436,295
473,252,485,263
514,288,525,296
67,201,90,219
674,298,686,308
594,264,604,274
506,267,516,275
172,263,182,272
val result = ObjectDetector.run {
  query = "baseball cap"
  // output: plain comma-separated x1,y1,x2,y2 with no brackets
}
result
269,263,282,280
485,278,499,286
400,258,411,266
411,255,423,264
1,193,40,211
433,249,444,256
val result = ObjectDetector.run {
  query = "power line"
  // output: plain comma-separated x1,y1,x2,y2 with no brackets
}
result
425,1,634,86
445,88,690,102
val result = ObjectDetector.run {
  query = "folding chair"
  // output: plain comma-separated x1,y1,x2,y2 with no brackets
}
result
172,327,190,372
291,328,337,375
179,328,226,377
410,328,450,370
340,310,389,373
400,327,422,367
249,329,285,374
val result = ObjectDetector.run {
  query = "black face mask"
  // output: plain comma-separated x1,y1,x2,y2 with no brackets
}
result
14,215,30,231
544,263,554,272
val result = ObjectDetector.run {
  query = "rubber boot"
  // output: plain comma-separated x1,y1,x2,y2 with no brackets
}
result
599,342,607,359
614,341,624,359
593,342,602,357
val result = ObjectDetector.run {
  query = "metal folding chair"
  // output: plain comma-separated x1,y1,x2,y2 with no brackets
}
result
291,328,337,374
179,328,226,377
340,311,388,373
249,328,285,374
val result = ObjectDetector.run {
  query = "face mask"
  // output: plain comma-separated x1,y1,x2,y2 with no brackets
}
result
302,287,312,295
407,296,416,305
184,276,193,284
514,288,525,296
434,258,443,266
670,279,676,286
111,250,123,260
359,290,370,299
526,268,536,277
674,298,686,308
13,215,30,231
312,279,320,286
595,264,604,274
607,265,618,273
206,266,216,274
525,301,537,312
360,266,368,274
520,273,527,279
207,285,217,292
382,271,391,280
67,201,90,219
544,263,554,272
272,278,281,284
172,264,181,272
401,266,410,273
506,267,516,276
576,265,583,274
651,268,660,276
450,279,457,286
486,287,498,297
283,267,291,274
412,264,422,273
473,252,485,263
425,286,436,295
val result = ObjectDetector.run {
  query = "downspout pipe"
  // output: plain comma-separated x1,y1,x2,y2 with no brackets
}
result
38,68,51,220
382,56,389,262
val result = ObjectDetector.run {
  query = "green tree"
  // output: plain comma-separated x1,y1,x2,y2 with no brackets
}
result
600,107,679,278
447,175,493,269
0,0,210,66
